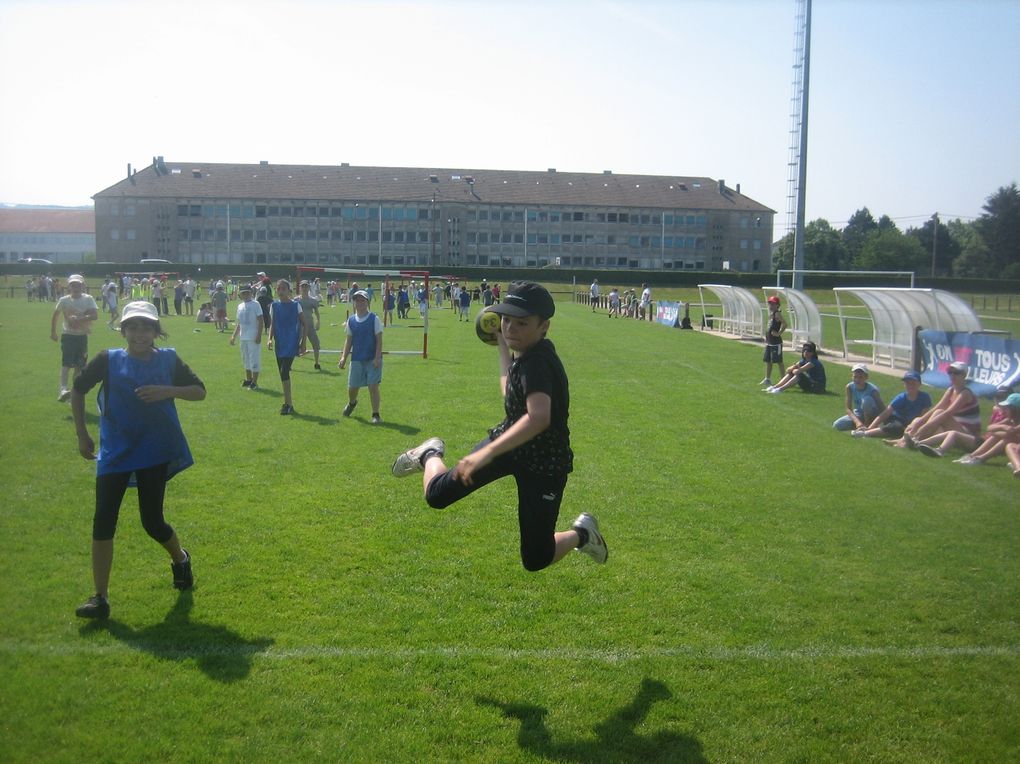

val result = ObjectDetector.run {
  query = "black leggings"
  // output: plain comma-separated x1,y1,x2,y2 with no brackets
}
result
425,438,567,572
93,463,174,543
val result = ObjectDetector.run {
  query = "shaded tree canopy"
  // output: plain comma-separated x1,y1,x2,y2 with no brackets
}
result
771,183,1019,279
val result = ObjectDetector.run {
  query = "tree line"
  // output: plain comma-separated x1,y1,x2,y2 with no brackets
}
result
772,183,1020,279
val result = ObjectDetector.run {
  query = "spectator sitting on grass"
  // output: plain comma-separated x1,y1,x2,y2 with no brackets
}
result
833,364,884,430
947,390,1020,464
852,370,931,439
887,361,979,449
766,341,826,394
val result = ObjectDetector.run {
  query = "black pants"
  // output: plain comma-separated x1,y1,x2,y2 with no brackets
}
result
93,463,174,543
425,438,567,572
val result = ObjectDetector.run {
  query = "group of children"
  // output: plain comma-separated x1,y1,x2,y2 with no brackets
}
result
760,295,1019,474
68,281,607,620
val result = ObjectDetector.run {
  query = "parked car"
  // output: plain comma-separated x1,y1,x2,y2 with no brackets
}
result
17,257,54,265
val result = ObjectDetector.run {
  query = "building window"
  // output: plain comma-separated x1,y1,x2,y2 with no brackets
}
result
126,229,136,241
110,229,120,240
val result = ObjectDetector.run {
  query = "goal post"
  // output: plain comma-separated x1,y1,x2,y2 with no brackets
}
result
775,268,915,289
295,267,431,359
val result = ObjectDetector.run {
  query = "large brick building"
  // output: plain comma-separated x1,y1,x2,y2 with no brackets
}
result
93,159,774,272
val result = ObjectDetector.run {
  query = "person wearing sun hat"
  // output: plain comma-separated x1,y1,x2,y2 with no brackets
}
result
833,363,885,431
891,361,980,449
70,300,206,619
51,274,99,402
391,281,609,570
855,370,932,439
949,389,1020,465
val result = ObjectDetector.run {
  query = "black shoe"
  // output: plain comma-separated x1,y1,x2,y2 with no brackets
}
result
342,401,357,417
242,380,252,388
249,383,258,391
314,363,321,370
76,594,110,619
280,404,294,415
171,550,193,590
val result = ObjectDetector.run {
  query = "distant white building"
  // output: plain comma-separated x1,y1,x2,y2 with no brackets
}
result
0,208,96,264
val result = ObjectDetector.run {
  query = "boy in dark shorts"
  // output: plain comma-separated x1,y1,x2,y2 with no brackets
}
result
760,294,787,386
766,341,826,394
391,281,607,571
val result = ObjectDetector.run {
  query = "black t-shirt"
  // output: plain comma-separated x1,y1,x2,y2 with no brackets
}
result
490,338,573,477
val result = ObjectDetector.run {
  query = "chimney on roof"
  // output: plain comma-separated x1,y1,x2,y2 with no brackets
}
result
718,179,726,194
603,170,612,175
736,183,741,195
341,162,350,168
127,163,132,178
547,168,556,173
156,156,167,175
260,160,269,166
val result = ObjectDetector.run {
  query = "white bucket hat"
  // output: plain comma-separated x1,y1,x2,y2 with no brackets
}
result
121,301,160,323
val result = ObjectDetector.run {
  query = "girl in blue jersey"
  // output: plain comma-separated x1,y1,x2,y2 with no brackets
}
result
267,279,307,416
70,301,206,619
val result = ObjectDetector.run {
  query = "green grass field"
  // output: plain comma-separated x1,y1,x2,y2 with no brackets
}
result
1,293,1017,763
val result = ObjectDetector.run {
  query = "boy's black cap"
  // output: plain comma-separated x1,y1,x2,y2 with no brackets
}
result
488,281,555,320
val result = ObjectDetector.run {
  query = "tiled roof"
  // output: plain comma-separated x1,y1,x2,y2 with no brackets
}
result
96,162,774,213
0,208,95,234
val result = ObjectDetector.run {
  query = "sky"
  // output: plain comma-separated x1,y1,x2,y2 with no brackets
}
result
1,0,1017,238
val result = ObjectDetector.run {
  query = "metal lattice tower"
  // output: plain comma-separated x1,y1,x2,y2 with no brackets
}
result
786,0,811,289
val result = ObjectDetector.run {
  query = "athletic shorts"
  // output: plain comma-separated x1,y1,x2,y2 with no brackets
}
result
276,355,295,381
796,375,825,394
241,339,261,372
763,343,783,363
424,436,567,572
348,359,382,388
61,334,88,369
216,308,227,320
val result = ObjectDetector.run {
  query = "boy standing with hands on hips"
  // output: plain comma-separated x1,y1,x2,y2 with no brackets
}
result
391,281,608,571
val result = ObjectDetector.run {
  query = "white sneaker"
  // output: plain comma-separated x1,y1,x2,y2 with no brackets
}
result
58,389,71,402
572,513,608,564
851,429,867,438
391,437,445,477
768,387,783,394
953,455,973,464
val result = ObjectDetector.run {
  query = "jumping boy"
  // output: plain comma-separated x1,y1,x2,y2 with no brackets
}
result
338,290,383,423
391,281,607,571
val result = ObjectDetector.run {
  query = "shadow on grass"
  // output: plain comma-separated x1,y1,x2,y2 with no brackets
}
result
292,411,340,426
80,590,273,683
477,678,707,763
342,416,421,435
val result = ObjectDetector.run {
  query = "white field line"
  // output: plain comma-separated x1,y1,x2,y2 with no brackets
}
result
1,640,1017,662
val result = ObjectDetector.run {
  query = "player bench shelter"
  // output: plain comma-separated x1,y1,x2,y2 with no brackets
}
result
762,287,823,349
832,288,982,370
697,284,763,339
